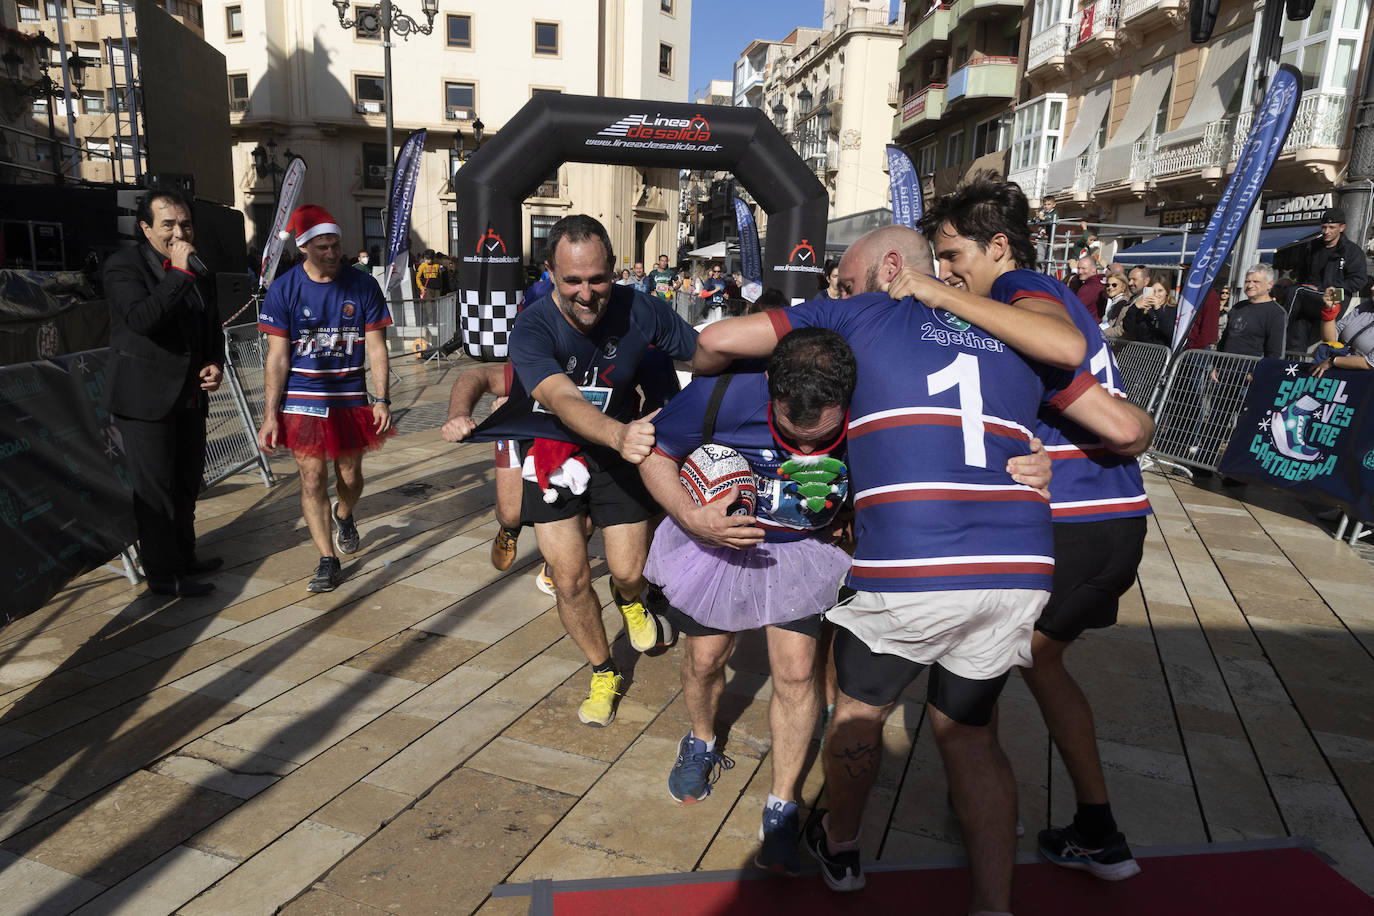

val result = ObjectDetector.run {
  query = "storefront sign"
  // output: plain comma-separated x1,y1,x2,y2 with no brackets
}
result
1263,192,1333,227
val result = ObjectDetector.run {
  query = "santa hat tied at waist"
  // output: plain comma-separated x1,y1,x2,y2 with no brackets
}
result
521,438,589,503
284,204,342,248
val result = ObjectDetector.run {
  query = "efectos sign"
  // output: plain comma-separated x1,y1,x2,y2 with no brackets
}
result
453,94,829,360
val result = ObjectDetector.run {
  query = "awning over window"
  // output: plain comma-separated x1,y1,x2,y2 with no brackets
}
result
1158,28,1250,148
1114,225,1319,266
1045,82,1113,191
1096,62,1175,185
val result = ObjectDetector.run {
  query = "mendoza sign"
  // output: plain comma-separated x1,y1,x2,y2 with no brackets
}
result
0,348,136,626
1217,359,1374,521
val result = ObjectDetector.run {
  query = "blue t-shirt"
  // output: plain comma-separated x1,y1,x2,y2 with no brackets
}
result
258,264,392,415
993,270,1151,524
772,293,1081,593
475,284,696,449
652,372,850,543
701,279,727,306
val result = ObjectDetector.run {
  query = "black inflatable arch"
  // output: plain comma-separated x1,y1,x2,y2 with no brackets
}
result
453,94,829,360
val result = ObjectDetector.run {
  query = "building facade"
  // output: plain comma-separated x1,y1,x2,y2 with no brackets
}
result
1009,0,1371,267
890,0,1022,199
207,0,690,271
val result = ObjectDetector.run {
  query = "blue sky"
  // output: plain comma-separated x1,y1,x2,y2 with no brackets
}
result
688,0,901,100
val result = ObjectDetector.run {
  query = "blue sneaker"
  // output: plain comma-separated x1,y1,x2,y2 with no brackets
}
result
667,733,733,803
755,799,801,875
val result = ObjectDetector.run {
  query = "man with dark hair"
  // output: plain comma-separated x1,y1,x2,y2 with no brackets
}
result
475,213,701,727
640,328,856,874
696,196,1146,911
752,287,789,312
1290,207,1367,353
105,187,225,597
648,253,677,300
896,176,1157,884
257,204,394,593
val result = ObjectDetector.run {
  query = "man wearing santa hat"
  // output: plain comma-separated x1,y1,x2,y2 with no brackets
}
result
256,204,394,592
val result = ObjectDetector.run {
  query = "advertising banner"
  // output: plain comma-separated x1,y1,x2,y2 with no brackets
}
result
732,196,763,302
886,144,924,230
1218,360,1374,521
257,156,306,291
0,348,136,626
384,129,428,294
1173,65,1300,352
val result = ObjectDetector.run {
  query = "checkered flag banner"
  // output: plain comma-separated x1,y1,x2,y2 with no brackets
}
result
461,288,516,360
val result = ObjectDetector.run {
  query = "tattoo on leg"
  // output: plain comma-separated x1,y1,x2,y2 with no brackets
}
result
831,741,879,779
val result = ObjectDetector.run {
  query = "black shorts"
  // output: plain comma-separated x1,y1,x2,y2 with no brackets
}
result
663,601,823,639
832,625,1008,727
519,445,658,528
1037,516,1147,642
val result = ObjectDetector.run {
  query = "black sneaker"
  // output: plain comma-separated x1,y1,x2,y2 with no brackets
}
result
803,808,864,891
1038,823,1141,881
307,557,343,593
755,799,801,875
333,503,361,555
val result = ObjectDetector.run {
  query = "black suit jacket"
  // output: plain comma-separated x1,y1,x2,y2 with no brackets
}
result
104,243,225,421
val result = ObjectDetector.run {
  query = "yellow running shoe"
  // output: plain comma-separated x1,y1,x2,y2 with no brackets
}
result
578,669,625,727
536,562,555,596
490,526,519,571
613,585,669,653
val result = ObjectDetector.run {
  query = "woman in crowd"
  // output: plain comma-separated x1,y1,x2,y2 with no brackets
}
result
1100,271,1131,338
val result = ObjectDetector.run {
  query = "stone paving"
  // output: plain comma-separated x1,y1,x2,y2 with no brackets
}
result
1,356,1372,914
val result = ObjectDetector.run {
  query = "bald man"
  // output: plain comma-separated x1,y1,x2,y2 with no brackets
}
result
832,224,934,298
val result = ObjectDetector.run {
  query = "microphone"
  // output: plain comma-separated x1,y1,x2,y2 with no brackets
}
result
187,254,211,276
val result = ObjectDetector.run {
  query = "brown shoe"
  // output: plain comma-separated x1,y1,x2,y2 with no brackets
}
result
490,526,519,570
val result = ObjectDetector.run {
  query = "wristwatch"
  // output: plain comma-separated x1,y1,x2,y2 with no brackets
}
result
376,398,392,405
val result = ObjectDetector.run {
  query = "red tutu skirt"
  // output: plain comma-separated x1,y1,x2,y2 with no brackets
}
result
280,405,393,460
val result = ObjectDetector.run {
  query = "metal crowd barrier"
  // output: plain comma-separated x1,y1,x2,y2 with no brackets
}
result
673,290,707,326
425,292,460,364
1108,340,1172,411
1147,348,1263,471
203,323,274,489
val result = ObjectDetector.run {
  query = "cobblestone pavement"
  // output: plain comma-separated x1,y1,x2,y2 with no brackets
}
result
1,357,1372,914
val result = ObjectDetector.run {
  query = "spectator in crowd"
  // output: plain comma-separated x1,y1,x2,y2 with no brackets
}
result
415,250,444,301
1121,272,1177,345
352,250,371,273
699,264,729,322
819,259,841,299
437,253,460,294
1100,271,1131,339
1068,255,1107,322
1034,195,1060,263
1181,280,1223,352
1216,286,1232,337
617,269,634,285
648,254,678,300
1218,264,1287,358
752,287,789,312
1126,265,1151,301
1289,208,1368,353
1311,283,1374,376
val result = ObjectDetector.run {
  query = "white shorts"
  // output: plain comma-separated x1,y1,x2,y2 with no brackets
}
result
827,588,1050,681
494,439,520,469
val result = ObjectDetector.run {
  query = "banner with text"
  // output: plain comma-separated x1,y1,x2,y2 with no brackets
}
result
384,129,427,294
732,196,763,302
258,157,306,291
886,144,923,230
1217,359,1374,521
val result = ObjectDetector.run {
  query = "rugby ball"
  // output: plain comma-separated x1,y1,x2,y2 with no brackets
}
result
679,444,757,516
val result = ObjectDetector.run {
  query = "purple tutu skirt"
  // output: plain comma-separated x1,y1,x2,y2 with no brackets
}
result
644,517,851,632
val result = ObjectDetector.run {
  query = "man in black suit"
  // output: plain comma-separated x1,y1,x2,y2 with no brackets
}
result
105,188,226,597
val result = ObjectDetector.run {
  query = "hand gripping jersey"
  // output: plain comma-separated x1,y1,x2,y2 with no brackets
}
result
472,284,696,450
258,264,393,416
772,293,1089,593
993,270,1151,524
652,372,850,543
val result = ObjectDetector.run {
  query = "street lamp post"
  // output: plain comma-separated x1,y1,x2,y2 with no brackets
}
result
2,34,84,184
331,0,438,238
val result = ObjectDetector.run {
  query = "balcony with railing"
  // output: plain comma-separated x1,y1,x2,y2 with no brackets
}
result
887,81,902,108
1148,119,1236,180
893,83,947,135
1026,21,1072,77
945,56,1017,108
1073,149,1099,197
1231,91,1347,160
949,0,1027,17
1008,164,1049,201
1121,0,1185,27
1073,0,1123,58
901,5,951,69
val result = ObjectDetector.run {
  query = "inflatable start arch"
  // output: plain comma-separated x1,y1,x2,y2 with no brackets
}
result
453,94,829,360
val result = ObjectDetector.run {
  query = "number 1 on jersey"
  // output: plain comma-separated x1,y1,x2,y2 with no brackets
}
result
927,352,986,468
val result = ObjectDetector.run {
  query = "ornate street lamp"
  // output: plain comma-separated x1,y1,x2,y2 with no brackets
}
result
332,0,439,235
3,39,67,182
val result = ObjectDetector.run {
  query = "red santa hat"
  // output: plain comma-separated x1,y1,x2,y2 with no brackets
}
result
283,204,341,248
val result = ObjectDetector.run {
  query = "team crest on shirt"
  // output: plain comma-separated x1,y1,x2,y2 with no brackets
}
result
342,302,356,318
603,337,619,359
566,356,577,372
302,307,312,318
936,309,970,331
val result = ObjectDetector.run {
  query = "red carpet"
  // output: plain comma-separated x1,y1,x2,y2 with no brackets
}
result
544,846,1373,915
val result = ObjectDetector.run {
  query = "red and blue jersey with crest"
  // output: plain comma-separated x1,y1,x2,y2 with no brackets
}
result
652,371,850,544
993,270,1151,524
258,264,392,416
771,293,1086,593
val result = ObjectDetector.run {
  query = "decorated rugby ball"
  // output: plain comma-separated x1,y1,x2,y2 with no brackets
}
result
679,444,757,516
